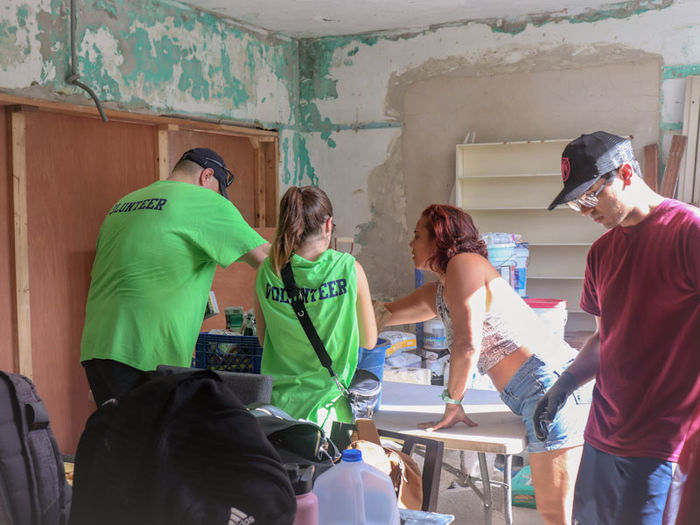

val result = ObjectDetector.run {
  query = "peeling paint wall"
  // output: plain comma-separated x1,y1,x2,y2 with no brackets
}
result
2,0,700,299
296,0,700,298
0,0,308,178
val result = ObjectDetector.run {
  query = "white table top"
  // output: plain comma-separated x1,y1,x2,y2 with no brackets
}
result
374,381,527,455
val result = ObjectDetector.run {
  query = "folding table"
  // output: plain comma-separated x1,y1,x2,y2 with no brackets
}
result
374,381,527,525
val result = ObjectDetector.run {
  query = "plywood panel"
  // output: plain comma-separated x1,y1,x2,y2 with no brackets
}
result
24,111,157,454
263,140,279,227
0,107,16,372
169,131,257,224
201,227,276,332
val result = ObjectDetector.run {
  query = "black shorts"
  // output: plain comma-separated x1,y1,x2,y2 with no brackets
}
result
82,358,149,406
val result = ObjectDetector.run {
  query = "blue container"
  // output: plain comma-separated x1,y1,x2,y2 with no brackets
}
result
487,243,516,268
357,337,390,410
191,332,263,373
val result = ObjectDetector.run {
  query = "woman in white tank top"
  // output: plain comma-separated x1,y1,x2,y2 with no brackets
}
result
379,204,588,525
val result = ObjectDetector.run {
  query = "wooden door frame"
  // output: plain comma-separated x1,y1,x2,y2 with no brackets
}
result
2,94,279,377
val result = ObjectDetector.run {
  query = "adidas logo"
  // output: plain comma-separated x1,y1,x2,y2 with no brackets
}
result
228,507,255,525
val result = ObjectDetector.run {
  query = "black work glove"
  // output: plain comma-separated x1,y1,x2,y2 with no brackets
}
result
533,371,578,441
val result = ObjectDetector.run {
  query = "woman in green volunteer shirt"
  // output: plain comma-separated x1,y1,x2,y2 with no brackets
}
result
254,186,377,431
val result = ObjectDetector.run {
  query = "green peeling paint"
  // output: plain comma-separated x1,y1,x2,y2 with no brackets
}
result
120,28,179,84
299,102,335,147
282,135,319,186
0,21,21,69
62,0,294,112
82,42,122,100
426,0,677,35
17,5,29,27
178,57,209,100
662,64,700,80
660,122,683,131
95,0,121,19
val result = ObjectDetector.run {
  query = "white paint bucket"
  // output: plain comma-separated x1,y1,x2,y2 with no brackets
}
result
524,298,568,340
423,318,448,350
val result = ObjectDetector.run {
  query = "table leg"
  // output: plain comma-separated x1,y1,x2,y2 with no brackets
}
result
477,452,493,525
503,454,513,525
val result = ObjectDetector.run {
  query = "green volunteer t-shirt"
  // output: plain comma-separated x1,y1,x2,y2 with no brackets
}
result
80,180,265,371
255,250,359,426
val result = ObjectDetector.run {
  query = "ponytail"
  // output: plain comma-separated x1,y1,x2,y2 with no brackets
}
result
270,186,333,275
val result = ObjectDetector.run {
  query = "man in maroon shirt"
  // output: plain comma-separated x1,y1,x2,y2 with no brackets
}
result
533,131,700,525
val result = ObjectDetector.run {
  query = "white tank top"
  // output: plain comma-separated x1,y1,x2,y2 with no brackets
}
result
436,281,576,375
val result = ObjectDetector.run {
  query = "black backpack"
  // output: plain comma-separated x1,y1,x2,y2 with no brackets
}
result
69,369,296,525
0,371,72,525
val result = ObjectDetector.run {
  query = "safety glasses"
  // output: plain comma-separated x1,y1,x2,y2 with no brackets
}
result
567,175,613,212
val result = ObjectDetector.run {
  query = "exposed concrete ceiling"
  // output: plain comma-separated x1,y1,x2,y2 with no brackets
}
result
182,0,626,37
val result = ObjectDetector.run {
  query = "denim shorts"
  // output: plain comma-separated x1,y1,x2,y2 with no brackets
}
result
499,355,589,453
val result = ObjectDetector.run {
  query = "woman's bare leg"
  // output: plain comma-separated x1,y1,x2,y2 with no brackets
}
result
529,445,583,525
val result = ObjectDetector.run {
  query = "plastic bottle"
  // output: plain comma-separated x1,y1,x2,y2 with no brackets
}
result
423,318,447,350
286,464,318,525
513,242,529,298
313,449,400,525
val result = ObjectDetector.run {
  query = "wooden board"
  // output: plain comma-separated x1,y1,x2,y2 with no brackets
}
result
11,111,32,378
643,143,658,192
0,107,16,372
263,140,279,227
661,135,688,198
679,77,700,204
24,111,157,453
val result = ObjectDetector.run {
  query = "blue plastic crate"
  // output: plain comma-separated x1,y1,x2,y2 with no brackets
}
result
191,332,263,374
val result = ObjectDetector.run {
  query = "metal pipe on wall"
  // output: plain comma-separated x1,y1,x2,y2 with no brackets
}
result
67,0,108,123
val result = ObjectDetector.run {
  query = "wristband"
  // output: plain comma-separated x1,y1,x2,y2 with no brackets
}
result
441,389,463,404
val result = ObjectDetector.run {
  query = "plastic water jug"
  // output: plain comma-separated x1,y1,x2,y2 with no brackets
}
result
313,449,400,525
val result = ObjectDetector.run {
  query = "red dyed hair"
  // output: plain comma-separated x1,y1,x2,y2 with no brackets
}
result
420,204,488,273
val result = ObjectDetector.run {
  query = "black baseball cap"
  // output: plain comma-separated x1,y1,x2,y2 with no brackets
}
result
179,148,234,199
547,131,635,210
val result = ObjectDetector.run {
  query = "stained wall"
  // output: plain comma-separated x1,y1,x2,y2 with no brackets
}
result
295,0,700,297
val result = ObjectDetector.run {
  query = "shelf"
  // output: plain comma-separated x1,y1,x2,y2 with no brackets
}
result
456,139,600,337
527,242,592,247
465,206,569,211
457,139,571,177
528,275,584,280
457,173,561,179
468,209,604,244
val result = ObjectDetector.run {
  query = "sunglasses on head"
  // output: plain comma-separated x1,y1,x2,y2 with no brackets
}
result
202,156,235,187
183,151,234,187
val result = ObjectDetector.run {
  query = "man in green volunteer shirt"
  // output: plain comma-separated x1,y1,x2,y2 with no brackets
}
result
80,148,269,405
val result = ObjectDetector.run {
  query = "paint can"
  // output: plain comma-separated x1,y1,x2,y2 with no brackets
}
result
524,298,568,340
423,318,447,350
